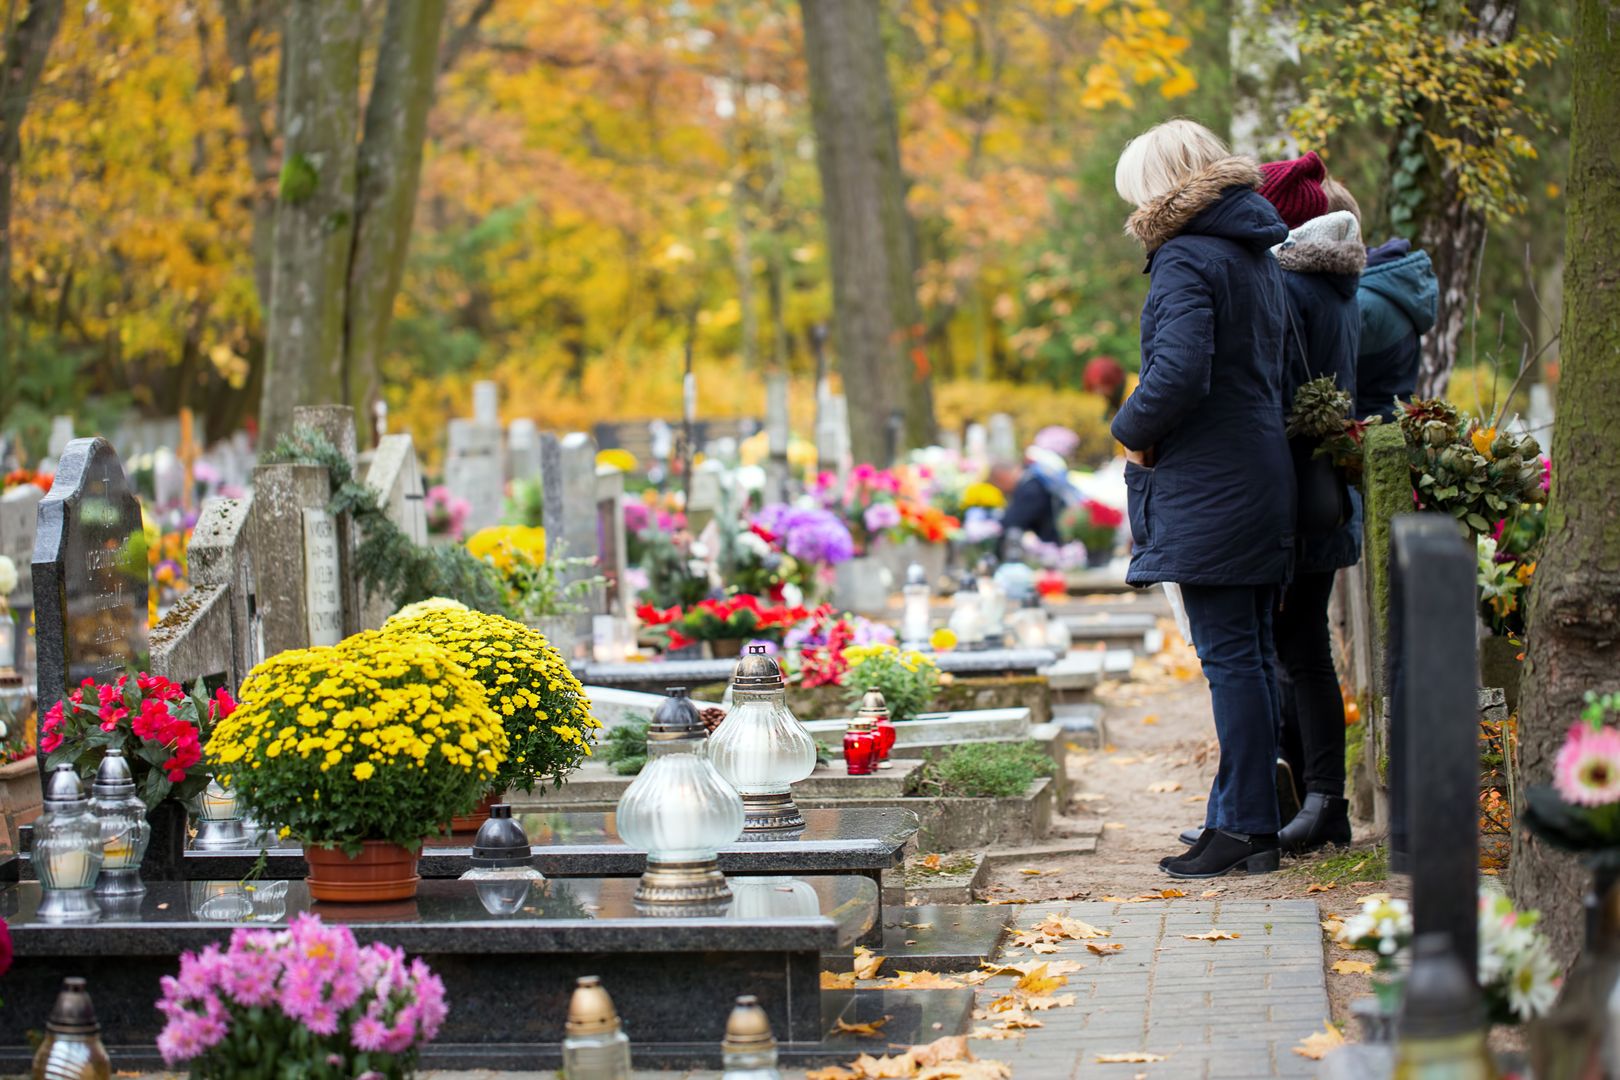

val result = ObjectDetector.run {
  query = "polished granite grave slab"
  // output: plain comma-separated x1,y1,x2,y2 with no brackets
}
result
1,874,877,1067
12,806,917,882
579,646,1060,690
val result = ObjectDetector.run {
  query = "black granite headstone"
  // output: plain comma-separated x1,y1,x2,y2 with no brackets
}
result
31,437,148,717
1389,514,1479,982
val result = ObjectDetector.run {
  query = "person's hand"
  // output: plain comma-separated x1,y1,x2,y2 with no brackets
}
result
1124,446,1156,468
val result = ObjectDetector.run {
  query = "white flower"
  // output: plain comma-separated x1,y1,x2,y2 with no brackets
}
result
0,555,15,596
1504,937,1560,1020
736,531,771,558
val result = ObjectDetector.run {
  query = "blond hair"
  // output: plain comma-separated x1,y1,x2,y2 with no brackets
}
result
1323,177,1361,224
1114,119,1231,207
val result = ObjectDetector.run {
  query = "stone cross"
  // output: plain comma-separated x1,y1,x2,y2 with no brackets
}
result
445,417,504,534
150,495,259,690
359,433,428,628
31,438,148,716
508,418,541,483
1389,513,1479,982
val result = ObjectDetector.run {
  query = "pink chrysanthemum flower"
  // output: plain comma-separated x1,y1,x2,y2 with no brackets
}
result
1555,723,1620,807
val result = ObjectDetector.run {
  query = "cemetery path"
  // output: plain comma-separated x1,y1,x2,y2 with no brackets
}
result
978,633,1403,1048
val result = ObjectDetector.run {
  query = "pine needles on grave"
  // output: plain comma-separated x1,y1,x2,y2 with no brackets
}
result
262,427,513,617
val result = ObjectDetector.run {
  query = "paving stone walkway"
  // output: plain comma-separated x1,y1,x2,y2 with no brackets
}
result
403,897,1330,1080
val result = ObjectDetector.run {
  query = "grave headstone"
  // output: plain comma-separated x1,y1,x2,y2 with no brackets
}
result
359,434,428,628
987,413,1018,463
31,438,148,716
472,380,500,427
0,485,43,612
250,463,338,657
151,447,185,509
542,433,604,643
1390,513,1479,982
595,466,628,617
445,418,504,534
963,422,988,464
292,406,361,638
301,509,344,647
508,418,541,483
765,373,791,501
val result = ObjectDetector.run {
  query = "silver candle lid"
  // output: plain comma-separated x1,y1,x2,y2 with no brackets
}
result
44,763,88,808
92,748,137,798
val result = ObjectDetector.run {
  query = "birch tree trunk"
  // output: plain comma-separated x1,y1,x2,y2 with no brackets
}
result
799,0,935,462
1510,0,1620,963
1412,0,1519,399
1228,0,1300,159
260,0,362,444
0,0,65,400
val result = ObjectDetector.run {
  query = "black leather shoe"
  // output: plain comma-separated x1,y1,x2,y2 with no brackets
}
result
1162,828,1212,869
1178,825,1203,846
1163,830,1280,879
1279,793,1352,854
1276,759,1302,826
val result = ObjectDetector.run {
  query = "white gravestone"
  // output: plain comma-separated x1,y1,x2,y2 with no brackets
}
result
445,418,505,533
302,509,345,647
988,413,1018,463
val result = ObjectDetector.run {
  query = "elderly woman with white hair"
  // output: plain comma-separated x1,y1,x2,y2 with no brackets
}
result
1109,119,1294,878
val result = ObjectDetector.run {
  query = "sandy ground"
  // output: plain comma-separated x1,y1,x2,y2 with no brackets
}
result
975,635,1403,1039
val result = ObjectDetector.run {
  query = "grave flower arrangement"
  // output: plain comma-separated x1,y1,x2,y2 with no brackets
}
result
42,673,219,809
207,631,507,855
380,605,597,795
155,913,446,1079
751,502,855,576
1523,691,1620,872
1399,398,1547,536
1060,498,1125,557
841,644,940,725
424,485,470,540
636,595,813,652
785,607,894,689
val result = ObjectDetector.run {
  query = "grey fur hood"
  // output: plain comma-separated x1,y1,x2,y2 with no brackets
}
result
1272,210,1366,285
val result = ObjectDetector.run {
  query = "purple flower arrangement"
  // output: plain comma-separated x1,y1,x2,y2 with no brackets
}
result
156,914,446,1078
753,503,856,567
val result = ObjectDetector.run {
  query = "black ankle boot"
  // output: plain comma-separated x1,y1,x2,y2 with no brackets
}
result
1279,793,1352,854
1163,830,1280,879
1162,829,1212,869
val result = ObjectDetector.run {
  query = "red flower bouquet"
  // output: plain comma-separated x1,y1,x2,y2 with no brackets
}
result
1060,499,1124,555
637,596,813,652
42,673,230,809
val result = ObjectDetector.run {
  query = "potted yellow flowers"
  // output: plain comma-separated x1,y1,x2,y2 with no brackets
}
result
207,631,507,901
382,604,599,831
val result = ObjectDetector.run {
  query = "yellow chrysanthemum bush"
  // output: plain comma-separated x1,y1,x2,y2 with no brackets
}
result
842,644,940,725
206,631,507,855
381,606,599,794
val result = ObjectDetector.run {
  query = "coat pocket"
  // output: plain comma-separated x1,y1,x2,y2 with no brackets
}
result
1124,462,1154,548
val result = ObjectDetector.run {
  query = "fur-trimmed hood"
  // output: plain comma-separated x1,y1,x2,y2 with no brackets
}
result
1125,156,1277,254
1272,210,1366,288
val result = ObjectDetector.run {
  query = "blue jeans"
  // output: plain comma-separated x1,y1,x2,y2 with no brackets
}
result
1181,583,1282,835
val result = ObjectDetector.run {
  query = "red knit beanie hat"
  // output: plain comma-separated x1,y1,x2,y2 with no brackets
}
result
1257,151,1328,229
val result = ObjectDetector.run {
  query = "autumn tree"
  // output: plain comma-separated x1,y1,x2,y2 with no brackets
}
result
259,0,482,444
1291,0,1560,397
1511,0,1620,961
0,0,63,398
798,0,933,462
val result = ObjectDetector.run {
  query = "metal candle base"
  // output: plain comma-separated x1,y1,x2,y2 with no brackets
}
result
634,858,732,905
740,792,806,833
94,866,146,897
37,888,100,923
192,820,248,850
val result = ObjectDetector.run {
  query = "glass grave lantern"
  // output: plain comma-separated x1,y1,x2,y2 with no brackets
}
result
460,803,544,915
900,562,932,649
192,777,247,850
1007,593,1050,650
842,712,878,776
708,648,816,833
720,995,782,1080
90,748,149,897
616,687,744,903
856,688,897,766
562,975,633,1080
948,573,985,649
975,557,1007,644
35,764,104,922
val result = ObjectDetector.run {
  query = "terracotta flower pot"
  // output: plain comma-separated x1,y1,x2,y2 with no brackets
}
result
304,840,421,903
708,638,745,660
0,756,43,853
448,790,500,833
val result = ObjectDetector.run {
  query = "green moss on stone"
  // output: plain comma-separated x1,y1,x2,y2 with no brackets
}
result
279,153,319,203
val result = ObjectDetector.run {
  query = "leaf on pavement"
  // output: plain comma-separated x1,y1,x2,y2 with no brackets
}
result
882,970,967,990
1029,941,1061,954
1019,868,1042,876
1021,993,1077,1011
822,970,857,989
1306,882,1336,893
834,1014,892,1037
1147,780,1182,793
1086,942,1125,954
918,853,943,871
1094,1052,1168,1063
1292,1022,1346,1060
852,946,885,980
1013,963,1069,996
1183,928,1240,940
1331,959,1375,975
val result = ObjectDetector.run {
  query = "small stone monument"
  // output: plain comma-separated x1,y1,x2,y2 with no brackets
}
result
987,413,1018,463
542,433,605,643
508,418,542,483
32,438,148,716
445,396,505,535
150,496,258,690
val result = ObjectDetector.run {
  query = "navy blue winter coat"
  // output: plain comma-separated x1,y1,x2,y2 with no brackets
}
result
1274,212,1365,573
1110,157,1294,588
1355,238,1437,420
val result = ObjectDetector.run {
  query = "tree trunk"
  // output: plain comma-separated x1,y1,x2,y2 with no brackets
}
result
260,0,363,444
219,0,280,308
799,0,934,462
1413,0,1519,399
344,0,447,444
0,0,65,401
1510,0,1620,964
1228,0,1300,159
